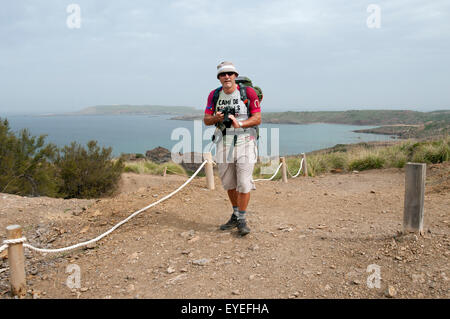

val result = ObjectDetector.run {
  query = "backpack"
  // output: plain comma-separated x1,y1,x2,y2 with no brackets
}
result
211,76,262,142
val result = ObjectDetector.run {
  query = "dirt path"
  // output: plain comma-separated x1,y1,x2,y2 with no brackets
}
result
1,163,449,299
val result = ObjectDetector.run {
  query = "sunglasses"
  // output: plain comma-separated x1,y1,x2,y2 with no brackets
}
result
219,72,236,77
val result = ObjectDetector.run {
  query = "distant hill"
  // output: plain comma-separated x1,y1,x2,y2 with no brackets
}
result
260,110,450,125
170,109,449,139
62,105,203,116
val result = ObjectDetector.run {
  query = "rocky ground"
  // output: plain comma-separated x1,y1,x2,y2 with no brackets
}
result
0,162,449,299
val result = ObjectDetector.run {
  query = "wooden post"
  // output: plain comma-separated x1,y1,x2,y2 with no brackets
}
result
280,157,288,183
163,166,167,177
302,153,308,177
203,152,215,190
6,225,26,297
403,163,426,234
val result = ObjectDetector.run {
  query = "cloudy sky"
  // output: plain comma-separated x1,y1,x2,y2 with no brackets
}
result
1,0,449,114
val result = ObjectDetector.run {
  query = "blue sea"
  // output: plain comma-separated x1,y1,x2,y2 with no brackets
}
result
2,114,396,157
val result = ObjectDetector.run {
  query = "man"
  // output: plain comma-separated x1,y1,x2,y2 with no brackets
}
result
204,61,261,236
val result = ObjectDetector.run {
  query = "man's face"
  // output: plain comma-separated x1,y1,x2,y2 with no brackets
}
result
218,72,237,90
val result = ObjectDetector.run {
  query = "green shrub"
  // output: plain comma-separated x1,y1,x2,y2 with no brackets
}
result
164,162,187,175
0,118,61,197
411,141,449,164
307,156,328,176
55,140,124,198
123,164,141,174
123,160,187,176
325,152,348,170
349,154,385,171
379,145,408,168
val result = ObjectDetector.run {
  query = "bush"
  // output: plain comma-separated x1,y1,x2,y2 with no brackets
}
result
307,156,328,176
349,154,385,171
379,145,408,168
411,140,449,164
123,160,187,176
325,152,348,170
55,141,124,198
0,118,60,197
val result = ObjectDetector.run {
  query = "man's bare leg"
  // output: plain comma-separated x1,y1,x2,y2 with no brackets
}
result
237,192,250,211
227,189,238,207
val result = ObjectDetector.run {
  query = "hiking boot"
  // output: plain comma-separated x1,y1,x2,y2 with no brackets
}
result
220,213,239,230
237,219,250,236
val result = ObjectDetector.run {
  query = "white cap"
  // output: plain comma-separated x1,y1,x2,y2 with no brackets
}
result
216,61,239,78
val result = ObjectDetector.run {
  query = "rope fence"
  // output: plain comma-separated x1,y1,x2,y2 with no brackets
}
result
0,160,208,255
1,151,309,296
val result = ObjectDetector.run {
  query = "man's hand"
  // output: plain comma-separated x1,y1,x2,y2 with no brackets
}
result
203,112,224,126
228,114,240,128
215,111,224,123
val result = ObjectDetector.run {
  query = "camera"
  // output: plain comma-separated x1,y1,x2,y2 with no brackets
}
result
221,106,236,128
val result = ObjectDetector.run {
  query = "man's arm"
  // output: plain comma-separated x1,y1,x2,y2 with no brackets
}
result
229,112,261,128
204,112,224,126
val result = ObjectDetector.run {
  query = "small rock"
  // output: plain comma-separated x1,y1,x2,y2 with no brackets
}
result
180,230,195,238
180,268,188,273
352,280,361,285
249,274,256,280
188,236,200,243
167,267,175,274
248,244,259,251
232,290,240,295
192,258,210,266
385,286,397,298
324,284,332,291
80,287,88,292
80,225,90,234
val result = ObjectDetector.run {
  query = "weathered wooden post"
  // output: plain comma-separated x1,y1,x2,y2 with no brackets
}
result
163,166,167,177
302,153,308,177
280,157,288,183
203,152,215,190
6,225,26,297
403,163,426,234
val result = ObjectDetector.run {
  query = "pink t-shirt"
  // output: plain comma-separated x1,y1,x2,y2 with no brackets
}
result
205,85,261,116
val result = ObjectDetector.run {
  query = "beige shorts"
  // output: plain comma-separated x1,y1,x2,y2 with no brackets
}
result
216,140,257,193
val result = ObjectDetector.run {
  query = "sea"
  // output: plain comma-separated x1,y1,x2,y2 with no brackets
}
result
2,114,397,158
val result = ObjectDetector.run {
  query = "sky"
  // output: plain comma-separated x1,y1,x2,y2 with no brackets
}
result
1,0,449,114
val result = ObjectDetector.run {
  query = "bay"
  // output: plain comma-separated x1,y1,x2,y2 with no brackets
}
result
2,114,396,157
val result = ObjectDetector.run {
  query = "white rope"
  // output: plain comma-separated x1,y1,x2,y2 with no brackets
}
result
3,238,27,245
1,160,208,254
252,163,283,182
0,238,28,253
287,158,304,178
